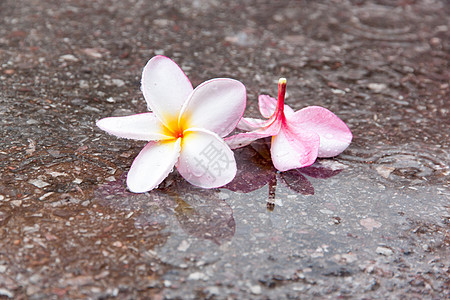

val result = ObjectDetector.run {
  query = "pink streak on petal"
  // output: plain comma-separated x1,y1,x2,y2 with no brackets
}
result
236,117,267,131
271,124,320,172
225,120,282,149
226,131,273,150
177,128,236,188
258,94,295,119
288,106,352,158
127,139,181,193
96,113,170,141
179,79,246,137
141,56,193,128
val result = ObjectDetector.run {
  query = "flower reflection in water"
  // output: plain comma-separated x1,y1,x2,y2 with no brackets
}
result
224,139,343,209
95,138,342,243
94,173,235,245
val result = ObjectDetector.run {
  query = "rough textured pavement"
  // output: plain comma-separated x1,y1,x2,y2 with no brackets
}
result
0,0,449,299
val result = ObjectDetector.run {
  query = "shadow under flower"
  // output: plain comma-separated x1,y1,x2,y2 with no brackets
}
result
94,173,235,245
224,139,343,208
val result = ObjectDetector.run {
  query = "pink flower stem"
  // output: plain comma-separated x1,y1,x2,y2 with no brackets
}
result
275,78,287,119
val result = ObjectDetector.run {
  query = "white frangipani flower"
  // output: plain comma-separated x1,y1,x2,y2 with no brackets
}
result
97,56,246,193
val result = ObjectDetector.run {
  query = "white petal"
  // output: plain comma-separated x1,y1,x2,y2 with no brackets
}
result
177,128,236,188
127,139,181,193
179,79,246,137
96,113,171,141
141,56,193,129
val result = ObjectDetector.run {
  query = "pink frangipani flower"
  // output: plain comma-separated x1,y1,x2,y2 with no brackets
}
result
226,78,352,171
97,56,246,193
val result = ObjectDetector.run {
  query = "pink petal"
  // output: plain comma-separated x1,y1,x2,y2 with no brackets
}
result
225,120,281,149
237,117,267,131
127,139,181,193
287,106,352,158
96,113,171,141
258,95,277,118
258,94,295,118
284,105,295,118
179,79,246,137
141,56,193,129
271,124,320,171
177,128,236,188
225,132,271,150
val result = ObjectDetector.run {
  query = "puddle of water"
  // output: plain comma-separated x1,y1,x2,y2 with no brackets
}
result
89,138,448,298
95,175,236,245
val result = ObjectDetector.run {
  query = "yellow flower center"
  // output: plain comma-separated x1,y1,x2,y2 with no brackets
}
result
161,115,187,140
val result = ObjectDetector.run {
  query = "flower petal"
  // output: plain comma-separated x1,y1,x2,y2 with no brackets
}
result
287,106,352,158
141,56,193,129
96,113,171,141
258,95,276,118
127,139,181,193
225,130,273,150
258,94,295,118
236,117,267,131
271,124,320,171
177,128,236,188
179,79,246,137
225,120,281,149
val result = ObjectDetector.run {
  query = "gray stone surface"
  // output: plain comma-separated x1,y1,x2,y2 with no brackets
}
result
0,0,448,298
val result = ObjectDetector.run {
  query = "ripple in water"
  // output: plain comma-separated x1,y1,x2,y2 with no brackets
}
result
342,4,421,42
340,144,448,185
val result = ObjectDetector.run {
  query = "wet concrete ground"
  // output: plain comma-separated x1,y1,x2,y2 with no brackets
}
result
0,0,449,298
